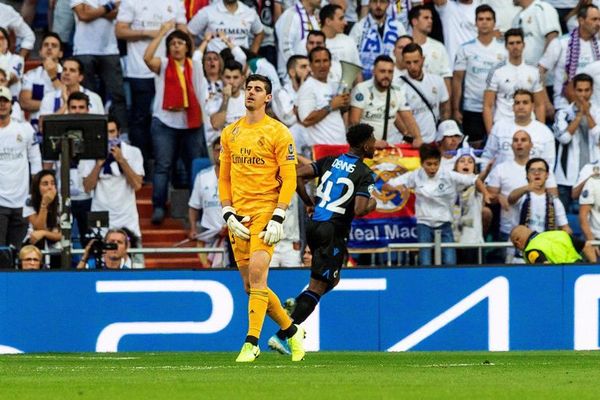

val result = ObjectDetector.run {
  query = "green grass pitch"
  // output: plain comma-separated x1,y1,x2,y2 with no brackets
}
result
1,351,599,399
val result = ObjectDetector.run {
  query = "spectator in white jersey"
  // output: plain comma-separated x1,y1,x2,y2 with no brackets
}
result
70,0,128,131
188,0,264,55
399,43,449,144
115,0,187,173
0,86,42,250
482,89,555,168
320,4,363,72
554,73,600,213
578,160,600,245
483,28,545,135
206,60,246,133
304,30,343,86
407,5,451,93
0,3,35,58
437,119,464,171
275,0,321,78
188,137,230,268
80,116,144,242
350,54,421,147
392,35,413,79
452,4,507,148
349,0,407,80
508,157,570,235
19,32,64,134
512,0,561,69
143,24,207,225
539,4,600,111
486,131,558,260
296,46,349,145
272,55,311,155
39,57,104,119
0,27,24,101
433,0,479,69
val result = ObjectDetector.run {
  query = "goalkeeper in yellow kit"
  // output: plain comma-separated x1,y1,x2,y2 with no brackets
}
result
219,74,305,362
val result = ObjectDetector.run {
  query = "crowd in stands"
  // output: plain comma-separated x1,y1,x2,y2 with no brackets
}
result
1,0,600,269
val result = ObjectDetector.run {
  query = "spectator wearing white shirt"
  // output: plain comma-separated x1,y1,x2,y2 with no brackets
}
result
0,27,24,101
578,165,600,242
452,5,507,148
0,86,42,250
0,3,35,59
572,159,600,200
296,46,349,145
270,195,302,268
580,59,600,106
59,92,96,246
399,43,449,144
0,68,25,122
115,0,187,172
144,25,207,225
80,116,144,241
198,47,224,149
539,5,600,111
388,143,488,265
486,130,558,260
206,60,246,134
188,137,229,268
433,0,480,69
272,54,311,155
349,54,421,147
508,157,570,235
392,34,413,80
320,4,363,71
70,0,127,131
19,32,64,134
482,89,555,168
483,28,545,135
349,0,407,80
407,5,451,93
275,0,321,78
304,30,343,88
436,119,463,171
188,0,264,55
512,0,561,69
553,73,600,212
39,58,105,118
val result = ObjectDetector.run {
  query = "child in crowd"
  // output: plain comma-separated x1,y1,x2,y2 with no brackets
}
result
387,143,490,266
452,142,493,264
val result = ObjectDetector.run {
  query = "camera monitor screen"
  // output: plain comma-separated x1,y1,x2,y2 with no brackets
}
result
42,114,108,160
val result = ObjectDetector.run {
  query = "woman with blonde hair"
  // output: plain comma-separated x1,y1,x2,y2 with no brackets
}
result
19,245,42,270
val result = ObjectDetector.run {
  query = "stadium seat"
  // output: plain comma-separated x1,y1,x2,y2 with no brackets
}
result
191,157,213,187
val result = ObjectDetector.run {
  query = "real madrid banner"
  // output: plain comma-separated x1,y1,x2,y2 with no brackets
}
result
313,144,419,249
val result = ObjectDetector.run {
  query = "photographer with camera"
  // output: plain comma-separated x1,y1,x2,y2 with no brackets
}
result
76,228,133,269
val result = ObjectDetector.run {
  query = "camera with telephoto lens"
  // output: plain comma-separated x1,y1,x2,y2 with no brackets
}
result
85,211,117,268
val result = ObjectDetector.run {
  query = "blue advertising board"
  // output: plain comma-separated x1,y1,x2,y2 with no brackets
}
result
0,265,599,353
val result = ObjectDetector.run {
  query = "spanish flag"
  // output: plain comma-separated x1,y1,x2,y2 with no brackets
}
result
184,0,208,21
163,57,202,129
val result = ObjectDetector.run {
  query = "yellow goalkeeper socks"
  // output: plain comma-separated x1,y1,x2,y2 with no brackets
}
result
247,289,269,340
266,287,294,330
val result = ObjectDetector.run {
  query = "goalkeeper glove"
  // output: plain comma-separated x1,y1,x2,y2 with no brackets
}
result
259,208,286,245
222,206,250,240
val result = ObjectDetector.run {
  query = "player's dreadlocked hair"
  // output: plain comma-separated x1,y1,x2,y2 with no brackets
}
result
347,123,374,148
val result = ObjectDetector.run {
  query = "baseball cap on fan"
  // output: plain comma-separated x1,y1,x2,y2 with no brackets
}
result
0,86,11,101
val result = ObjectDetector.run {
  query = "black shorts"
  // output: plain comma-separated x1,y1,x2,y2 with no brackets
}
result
306,220,348,283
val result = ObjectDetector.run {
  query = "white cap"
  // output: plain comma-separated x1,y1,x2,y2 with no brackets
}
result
0,86,11,101
436,120,463,142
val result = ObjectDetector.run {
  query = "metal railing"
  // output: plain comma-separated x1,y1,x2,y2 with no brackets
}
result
47,247,228,268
